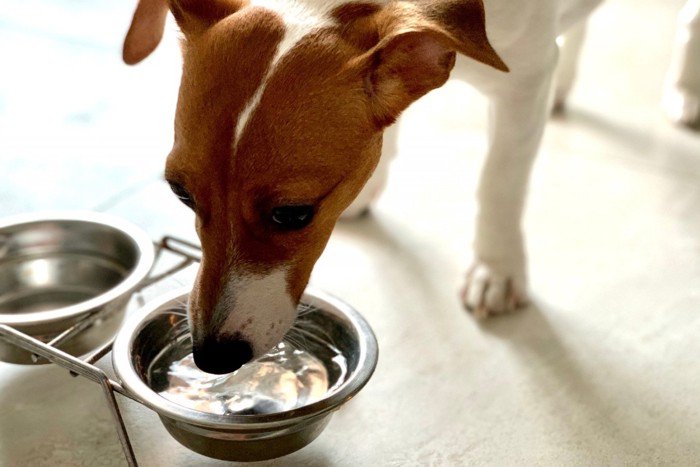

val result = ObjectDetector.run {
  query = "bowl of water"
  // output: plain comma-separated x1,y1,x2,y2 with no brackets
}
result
112,287,378,461
0,212,154,364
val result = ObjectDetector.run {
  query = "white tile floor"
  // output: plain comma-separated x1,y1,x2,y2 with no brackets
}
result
2,0,700,465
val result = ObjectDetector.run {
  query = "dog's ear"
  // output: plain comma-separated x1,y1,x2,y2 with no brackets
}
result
123,0,242,65
364,29,458,127
411,0,508,73
168,0,243,39
356,0,507,126
123,0,169,65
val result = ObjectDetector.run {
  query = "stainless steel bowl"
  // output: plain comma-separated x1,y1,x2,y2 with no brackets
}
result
112,287,378,462
0,212,154,364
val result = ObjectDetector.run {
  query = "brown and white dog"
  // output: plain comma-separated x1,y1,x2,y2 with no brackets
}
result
123,0,602,374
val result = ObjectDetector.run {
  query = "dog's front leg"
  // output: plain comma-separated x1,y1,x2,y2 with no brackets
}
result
553,19,588,113
462,64,557,318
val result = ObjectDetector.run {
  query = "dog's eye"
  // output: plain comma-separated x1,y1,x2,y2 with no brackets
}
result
168,181,195,210
270,205,315,231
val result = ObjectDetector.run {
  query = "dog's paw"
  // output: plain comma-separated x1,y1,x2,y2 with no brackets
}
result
460,263,528,319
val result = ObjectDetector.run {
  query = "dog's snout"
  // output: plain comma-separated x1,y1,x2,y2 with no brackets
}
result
192,336,254,374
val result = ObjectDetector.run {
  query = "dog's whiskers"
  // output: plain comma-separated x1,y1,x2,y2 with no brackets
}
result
285,316,335,352
170,302,188,316
283,332,307,351
296,303,316,318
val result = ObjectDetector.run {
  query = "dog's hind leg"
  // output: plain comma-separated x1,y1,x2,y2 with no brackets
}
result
341,121,400,218
459,48,559,318
553,19,588,114
664,0,700,129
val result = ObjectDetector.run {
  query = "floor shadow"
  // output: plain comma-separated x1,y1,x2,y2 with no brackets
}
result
478,299,699,460
554,107,700,179
0,362,126,465
330,212,447,302
332,212,411,256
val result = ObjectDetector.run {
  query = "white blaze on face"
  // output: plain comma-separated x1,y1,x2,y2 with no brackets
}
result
219,268,298,357
233,0,385,145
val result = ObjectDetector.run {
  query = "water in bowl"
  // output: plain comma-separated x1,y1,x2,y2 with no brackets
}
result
148,322,348,416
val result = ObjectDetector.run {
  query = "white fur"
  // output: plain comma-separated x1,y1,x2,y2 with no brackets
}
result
234,0,384,145
171,0,608,357
451,0,599,314
231,0,606,318
664,0,700,127
347,0,604,316
218,268,297,357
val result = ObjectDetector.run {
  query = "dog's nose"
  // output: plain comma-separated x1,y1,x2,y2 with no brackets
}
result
192,337,253,374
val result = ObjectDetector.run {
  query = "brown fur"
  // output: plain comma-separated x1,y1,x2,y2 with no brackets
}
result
124,0,506,365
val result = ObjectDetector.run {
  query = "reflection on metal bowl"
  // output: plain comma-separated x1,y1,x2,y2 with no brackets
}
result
112,287,378,462
0,212,154,364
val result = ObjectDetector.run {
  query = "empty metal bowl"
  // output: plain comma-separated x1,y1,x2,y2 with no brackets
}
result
112,287,378,462
0,212,154,364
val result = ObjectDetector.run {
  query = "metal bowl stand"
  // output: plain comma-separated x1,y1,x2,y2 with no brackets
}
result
0,236,204,467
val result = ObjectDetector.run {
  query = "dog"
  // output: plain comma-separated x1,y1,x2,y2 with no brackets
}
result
123,0,602,374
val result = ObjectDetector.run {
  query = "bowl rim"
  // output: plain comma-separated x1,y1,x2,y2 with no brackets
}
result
112,286,378,429
0,211,155,326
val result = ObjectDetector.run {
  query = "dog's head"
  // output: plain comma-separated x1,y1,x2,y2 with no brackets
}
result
124,0,506,374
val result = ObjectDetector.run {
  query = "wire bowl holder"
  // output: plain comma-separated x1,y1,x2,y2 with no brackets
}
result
0,235,203,467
